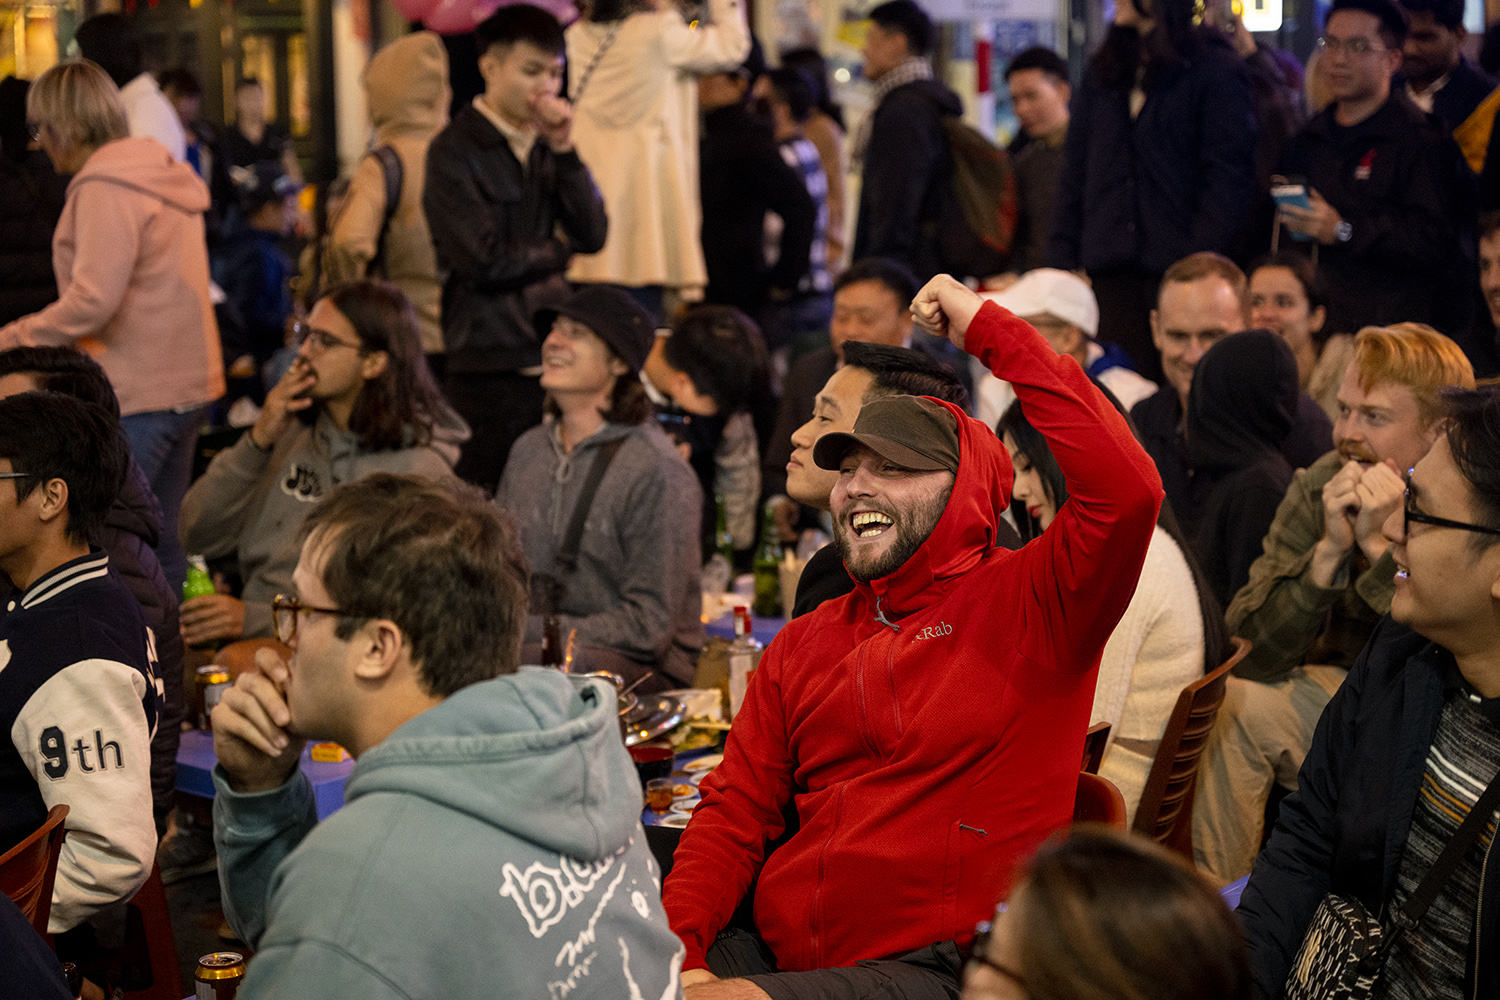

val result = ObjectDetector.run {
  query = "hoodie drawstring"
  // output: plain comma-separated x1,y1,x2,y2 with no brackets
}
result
873,596,900,632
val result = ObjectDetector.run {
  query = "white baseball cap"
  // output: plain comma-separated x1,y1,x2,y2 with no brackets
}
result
982,268,1099,338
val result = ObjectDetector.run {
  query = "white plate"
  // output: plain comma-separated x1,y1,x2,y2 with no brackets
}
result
682,754,723,773
659,812,692,828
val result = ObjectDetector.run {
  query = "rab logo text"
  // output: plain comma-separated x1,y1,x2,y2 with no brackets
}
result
912,622,954,641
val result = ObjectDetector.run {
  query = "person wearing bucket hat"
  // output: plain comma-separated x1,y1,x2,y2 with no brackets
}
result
664,273,1164,996
973,268,1158,427
497,285,704,691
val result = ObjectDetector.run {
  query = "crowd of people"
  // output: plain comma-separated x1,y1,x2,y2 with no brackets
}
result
2,0,1500,996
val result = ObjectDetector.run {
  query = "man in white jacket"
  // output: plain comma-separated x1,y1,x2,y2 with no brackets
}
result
74,14,188,162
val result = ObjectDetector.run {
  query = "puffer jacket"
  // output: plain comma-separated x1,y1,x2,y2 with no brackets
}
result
663,302,1163,971
424,105,608,374
325,31,448,355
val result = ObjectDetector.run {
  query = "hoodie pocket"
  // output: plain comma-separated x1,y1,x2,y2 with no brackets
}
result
941,817,988,940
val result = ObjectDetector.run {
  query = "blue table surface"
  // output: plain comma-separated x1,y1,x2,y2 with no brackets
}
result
705,613,786,647
176,729,355,820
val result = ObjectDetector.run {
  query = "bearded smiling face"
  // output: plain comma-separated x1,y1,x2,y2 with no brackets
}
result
830,447,956,582
1331,366,1440,475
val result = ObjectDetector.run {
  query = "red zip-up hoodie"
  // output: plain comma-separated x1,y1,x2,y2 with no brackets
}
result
663,302,1164,972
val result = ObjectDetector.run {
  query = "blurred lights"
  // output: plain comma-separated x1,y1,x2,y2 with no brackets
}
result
834,67,851,83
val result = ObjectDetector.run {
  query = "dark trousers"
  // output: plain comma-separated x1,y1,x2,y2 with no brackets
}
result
1089,266,1163,385
708,929,963,1000
443,370,546,494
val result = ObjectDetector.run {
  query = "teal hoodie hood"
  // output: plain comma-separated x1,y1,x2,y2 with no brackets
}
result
214,669,686,1000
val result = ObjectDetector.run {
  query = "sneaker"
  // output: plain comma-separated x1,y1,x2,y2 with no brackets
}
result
157,822,217,885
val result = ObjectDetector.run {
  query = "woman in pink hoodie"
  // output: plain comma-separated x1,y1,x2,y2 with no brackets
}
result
0,59,224,588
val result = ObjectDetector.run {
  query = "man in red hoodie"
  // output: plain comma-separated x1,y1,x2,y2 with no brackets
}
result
665,275,1164,998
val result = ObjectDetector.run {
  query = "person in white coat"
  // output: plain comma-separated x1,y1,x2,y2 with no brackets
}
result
565,0,749,317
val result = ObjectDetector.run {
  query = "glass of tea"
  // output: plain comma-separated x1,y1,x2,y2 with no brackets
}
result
646,778,675,814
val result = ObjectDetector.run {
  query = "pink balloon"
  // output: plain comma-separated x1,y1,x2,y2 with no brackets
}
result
423,0,502,34
390,0,441,21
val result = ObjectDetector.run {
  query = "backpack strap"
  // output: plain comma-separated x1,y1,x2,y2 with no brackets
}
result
368,145,403,279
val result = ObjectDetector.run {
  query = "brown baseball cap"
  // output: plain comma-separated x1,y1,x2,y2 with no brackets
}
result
813,395,961,474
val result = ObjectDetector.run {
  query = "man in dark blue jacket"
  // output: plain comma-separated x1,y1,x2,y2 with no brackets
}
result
1239,385,1500,1000
1402,0,1499,175
424,4,607,492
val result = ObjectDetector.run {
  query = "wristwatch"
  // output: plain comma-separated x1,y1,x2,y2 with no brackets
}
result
1333,220,1353,243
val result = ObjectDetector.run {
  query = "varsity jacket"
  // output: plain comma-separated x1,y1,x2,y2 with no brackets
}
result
662,302,1163,971
0,551,160,933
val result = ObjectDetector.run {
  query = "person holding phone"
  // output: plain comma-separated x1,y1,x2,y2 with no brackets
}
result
1277,0,1467,339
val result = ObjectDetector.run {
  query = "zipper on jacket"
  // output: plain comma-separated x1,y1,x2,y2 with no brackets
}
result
1474,827,1495,1000
810,784,845,970
873,596,900,631
853,642,881,760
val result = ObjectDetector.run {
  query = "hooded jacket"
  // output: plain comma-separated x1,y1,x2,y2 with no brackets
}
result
1187,330,1298,608
498,418,704,684
662,302,1163,972
213,670,687,999
325,32,448,355
0,137,224,416
179,407,468,639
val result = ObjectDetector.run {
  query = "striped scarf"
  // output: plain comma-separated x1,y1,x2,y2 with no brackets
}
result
852,57,934,168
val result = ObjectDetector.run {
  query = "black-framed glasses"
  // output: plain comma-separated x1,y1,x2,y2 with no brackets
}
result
1317,36,1386,56
271,594,364,644
291,322,366,355
960,920,1029,995
1403,480,1500,538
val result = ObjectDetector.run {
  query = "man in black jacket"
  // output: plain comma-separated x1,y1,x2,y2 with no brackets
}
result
850,0,963,283
424,4,608,492
1239,385,1500,1000
697,46,816,322
1278,0,1466,340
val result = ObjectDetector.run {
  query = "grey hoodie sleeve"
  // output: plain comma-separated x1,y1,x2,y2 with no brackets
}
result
212,766,318,948
180,431,273,563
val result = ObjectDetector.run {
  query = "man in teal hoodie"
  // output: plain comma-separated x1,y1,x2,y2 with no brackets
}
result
210,473,685,999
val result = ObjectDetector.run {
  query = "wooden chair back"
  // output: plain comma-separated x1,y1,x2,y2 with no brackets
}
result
0,803,69,938
1131,637,1251,857
1081,721,1111,774
1073,772,1127,829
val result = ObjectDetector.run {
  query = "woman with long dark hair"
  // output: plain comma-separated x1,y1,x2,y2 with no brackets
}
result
998,395,1229,823
1048,0,1258,382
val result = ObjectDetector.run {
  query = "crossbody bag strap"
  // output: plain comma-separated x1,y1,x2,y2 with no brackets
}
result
1391,764,1500,932
571,18,625,105
556,437,626,578
368,145,403,279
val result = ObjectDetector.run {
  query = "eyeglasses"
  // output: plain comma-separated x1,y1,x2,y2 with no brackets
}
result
271,594,364,644
1403,478,1500,539
26,122,42,142
291,322,366,355
960,920,1029,996
0,472,33,480
1317,36,1387,56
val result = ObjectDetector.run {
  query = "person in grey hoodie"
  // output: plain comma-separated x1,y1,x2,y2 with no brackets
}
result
497,286,703,689
211,474,686,999
179,280,469,646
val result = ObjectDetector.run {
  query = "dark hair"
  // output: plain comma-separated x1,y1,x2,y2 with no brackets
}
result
73,14,142,89
665,305,768,414
843,341,970,409
1248,252,1329,346
1439,385,1500,549
301,474,530,696
868,0,934,57
318,282,449,452
1091,0,1219,90
1004,46,1069,84
582,0,635,22
158,67,203,99
0,76,30,162
1328,0,1411,47
836,256,920,304
999,828,1252,1000
1399,0,1465,30
0,391,128,544
1479,210,1500,244
765,67,814,123
998,393,1229,672
0,346,121,418
475,3,565,57
779,47,845,129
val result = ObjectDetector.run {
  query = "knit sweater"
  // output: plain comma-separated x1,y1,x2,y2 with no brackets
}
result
1092,525,1206,826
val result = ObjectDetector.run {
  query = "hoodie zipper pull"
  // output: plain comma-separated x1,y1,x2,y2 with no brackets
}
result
873,596,900,632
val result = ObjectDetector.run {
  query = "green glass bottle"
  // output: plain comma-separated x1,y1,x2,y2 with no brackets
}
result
182,554,220,652
752,503,783,618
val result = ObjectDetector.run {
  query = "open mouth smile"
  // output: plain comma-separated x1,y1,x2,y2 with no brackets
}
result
851,511,895,538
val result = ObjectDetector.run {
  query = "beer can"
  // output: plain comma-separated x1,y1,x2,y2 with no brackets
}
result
195,951,246,999
195,666,230,731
